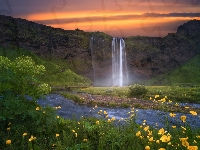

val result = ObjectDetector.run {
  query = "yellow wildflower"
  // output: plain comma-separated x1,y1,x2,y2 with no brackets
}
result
148,130,152,136
83,138,88,142
8,122,11,125
72,130,75,132
108,119,111,122
150,97,152,100
57,116,60,118
185,106,189,109
144,126,149,132
169,113,176,117
23,133,27,136
149,137,154,142
29,135,36,141
158,128,165,135
103,111,108,115
75,133,78,137
168,142,171,145
160,135,171,142
158,148,166,150
168,100,172,103
145,146,150,150
96,121,99,124
6,140,11,145
57,106,61,109
172,126,176,128
196,135,200,138
190,111,197,116
181,126,187,130
187,146,198,150
136,131,141,136
36,107,40,110
175,103,179,106
7,127,10,130
193,140,197,143
156,140,160,144
181,115,187,122
111,117,116,121
56,134,59,137
155,95,159,98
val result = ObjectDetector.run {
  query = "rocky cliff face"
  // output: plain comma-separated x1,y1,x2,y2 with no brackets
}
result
0,15,200,85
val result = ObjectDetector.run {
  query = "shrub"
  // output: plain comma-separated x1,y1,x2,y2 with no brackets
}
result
128,84,148,97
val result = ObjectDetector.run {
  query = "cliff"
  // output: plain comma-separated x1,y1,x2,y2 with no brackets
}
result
0,15,200,85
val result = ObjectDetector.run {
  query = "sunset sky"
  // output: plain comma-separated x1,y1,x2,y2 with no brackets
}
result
1,0,200,37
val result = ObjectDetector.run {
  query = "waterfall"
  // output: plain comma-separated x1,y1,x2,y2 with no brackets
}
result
90,36,96,84
112,38,128,87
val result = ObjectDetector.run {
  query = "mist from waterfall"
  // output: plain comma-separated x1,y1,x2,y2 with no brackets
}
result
112,38,129,87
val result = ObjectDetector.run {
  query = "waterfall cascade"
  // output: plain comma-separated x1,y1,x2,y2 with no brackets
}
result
112,38,129,87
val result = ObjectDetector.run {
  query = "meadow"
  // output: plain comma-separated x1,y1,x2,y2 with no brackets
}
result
1,47,200,149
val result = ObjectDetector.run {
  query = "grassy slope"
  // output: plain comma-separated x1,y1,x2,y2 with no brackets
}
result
145,54,200,85
0,46,92,87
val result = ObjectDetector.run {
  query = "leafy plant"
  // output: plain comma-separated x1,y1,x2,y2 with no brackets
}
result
128,84,148,97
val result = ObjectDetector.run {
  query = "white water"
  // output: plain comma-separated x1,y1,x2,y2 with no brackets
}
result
112,38,128,86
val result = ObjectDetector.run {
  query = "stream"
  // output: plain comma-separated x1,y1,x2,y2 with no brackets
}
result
37,94,200,128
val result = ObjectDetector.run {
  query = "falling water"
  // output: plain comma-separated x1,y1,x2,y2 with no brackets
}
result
112,38,128,87
90,36,96,84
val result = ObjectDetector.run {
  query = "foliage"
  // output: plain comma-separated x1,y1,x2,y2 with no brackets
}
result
0,47,92,87
128,84,148,97
0,55,51,99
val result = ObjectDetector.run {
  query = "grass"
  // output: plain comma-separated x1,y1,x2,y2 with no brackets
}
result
0,46,92,87
145,54,200,85
2,99,200,150
75,85,200,104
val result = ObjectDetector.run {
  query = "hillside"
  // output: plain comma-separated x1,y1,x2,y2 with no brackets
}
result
0,46,92,87
145,54,200,85
0,15,200,85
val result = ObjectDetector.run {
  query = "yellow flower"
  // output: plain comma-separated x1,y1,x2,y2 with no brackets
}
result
104,111,108,115
148,130,152,136
108,119,111,122
57,116,60,118
72,130,75,132
8,122,11,125
149,97,152,100
7,127,10,130
29,135,36,141
56,134,59,137
175,103,179,106
172,126,176,128
57,106,61,109
6,140,11,145
185,106,189,109
168,100,172,103
36,107,40,110
111,117,116,121
160,135,171,142
158,128,165,135
155,95,159,98
187,146,198,150
149,137,154,142
96,121,99,124
145,146,150,150
193,140,197,143
23,132,27,136
181,126,187,130
158,148,166,150
144,126,149,132
169,113,176,117
156,140,160,144
181,115,187,122
136,131,141,136
83,138,88,142
168,142,171,145
75,133,78,137
190,111,197,116
196,135,200,138
181,140,189,147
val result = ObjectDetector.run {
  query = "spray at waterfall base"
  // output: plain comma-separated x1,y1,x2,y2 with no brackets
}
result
90,36,129,87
